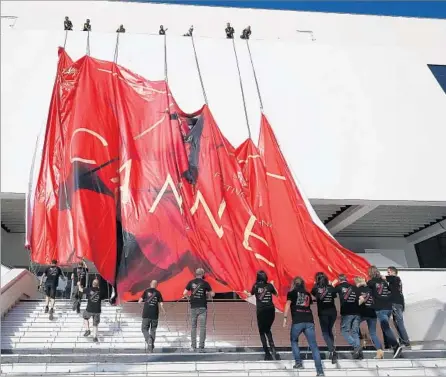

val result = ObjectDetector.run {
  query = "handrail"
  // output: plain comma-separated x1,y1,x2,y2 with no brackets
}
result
1,15,18,28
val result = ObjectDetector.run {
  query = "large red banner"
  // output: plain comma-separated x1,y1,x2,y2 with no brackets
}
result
27,50,369,308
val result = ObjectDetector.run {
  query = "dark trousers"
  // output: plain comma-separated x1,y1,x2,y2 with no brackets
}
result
341,315,361,350
71,285,81,312
319,313,337,352
392,304,410,346
290,322,323,375
141,318,158,349
190,307,207,349
376,310,398,347
257,307,276,354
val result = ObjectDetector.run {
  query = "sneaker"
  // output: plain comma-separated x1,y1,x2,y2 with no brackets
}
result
331,351,338,364
316,372,325,376
375,349,384,359
84,330,91,337
189,347,197,352
293,362,303,369
393,345,403,359
273,352,281,361
93,337,98,343
44,306,49,313
352,348,361,360
264,353,273,361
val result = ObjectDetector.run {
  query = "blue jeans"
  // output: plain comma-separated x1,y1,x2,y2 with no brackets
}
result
376,309,398,347
392,304,410,346
290,322,323,375
361,317,382,350
341,315,361,350
319,314,336,352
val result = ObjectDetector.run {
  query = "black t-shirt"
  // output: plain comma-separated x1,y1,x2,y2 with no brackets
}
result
44,266,63,287
225,26,234,37
367,277,393,310
311,284,338,316
186,278,212,309
356,285,376,318
335,282,360,316
72,267,88,286
386,275,404,306
84,287,101,313
141,288,163,319
286,288,314,324
251,282,276,311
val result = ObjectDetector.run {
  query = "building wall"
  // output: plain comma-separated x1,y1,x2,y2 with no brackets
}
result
337,236,420,268
1,229,28,268
1,1,446,202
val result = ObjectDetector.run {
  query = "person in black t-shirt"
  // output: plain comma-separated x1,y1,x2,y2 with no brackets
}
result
386,266,410,347
64,17,73,31
183,268,215,351
83,19,91,32
311,272,338,363
244,271,280,360
71,260,88,313
225,23,235,39
367,265,402,358
138,280,164,352
159,25,167,35
78,278,102,342
39,260,64,319
334,274,362,359
240,26,251,40
183,25,194,37
284,277,324,376
355,276,384,359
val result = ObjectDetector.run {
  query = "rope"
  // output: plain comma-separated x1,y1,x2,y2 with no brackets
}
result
113,32,120,64
190,35,208,105
231,38,251,139
163,34,168,82
245,40,264,111
63,30,68,50
210,296,216,335
86,31,90,56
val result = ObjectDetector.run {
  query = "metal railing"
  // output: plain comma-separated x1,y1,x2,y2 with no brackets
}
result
1,16,18,28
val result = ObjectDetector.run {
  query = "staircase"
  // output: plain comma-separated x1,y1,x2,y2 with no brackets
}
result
2,300,446,376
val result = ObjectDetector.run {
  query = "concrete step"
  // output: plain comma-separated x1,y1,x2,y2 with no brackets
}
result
1,359,446,376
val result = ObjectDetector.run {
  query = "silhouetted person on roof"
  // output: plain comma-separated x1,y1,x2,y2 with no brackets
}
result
83,19,91,32
159,25,167,35
240,26,251,40
64,16,73,31
225,22,234,39
116,24,126,33
184,25,194,37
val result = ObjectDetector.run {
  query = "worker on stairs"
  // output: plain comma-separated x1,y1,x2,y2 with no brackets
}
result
39,259,64,320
